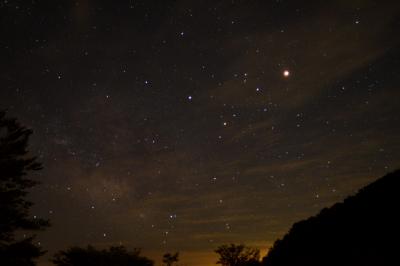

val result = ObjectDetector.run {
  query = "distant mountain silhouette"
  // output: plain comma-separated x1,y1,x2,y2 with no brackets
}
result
262,170,400,266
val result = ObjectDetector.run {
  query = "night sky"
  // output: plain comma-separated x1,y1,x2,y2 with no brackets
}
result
1,1,400,265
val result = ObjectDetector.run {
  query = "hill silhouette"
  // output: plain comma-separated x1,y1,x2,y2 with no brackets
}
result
262,170,400,266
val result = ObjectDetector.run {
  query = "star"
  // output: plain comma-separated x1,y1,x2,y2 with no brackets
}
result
283,70,290,77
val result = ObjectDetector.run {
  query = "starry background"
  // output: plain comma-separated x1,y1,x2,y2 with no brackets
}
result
1,0,400,265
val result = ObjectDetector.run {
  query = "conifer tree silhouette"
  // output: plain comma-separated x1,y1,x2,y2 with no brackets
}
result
0,111,49,265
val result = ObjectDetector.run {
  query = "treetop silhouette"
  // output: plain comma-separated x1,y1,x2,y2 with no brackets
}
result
52,245,154,266
0,110,49,265
215,243,261,266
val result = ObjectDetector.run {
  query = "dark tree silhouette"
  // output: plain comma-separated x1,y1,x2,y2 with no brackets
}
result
0,111,49,265
262,170,400,266
163,252,179,266
215,244,260,266
52,245,154,266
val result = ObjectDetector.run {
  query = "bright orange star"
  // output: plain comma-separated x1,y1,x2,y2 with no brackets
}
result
283,70,290,77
